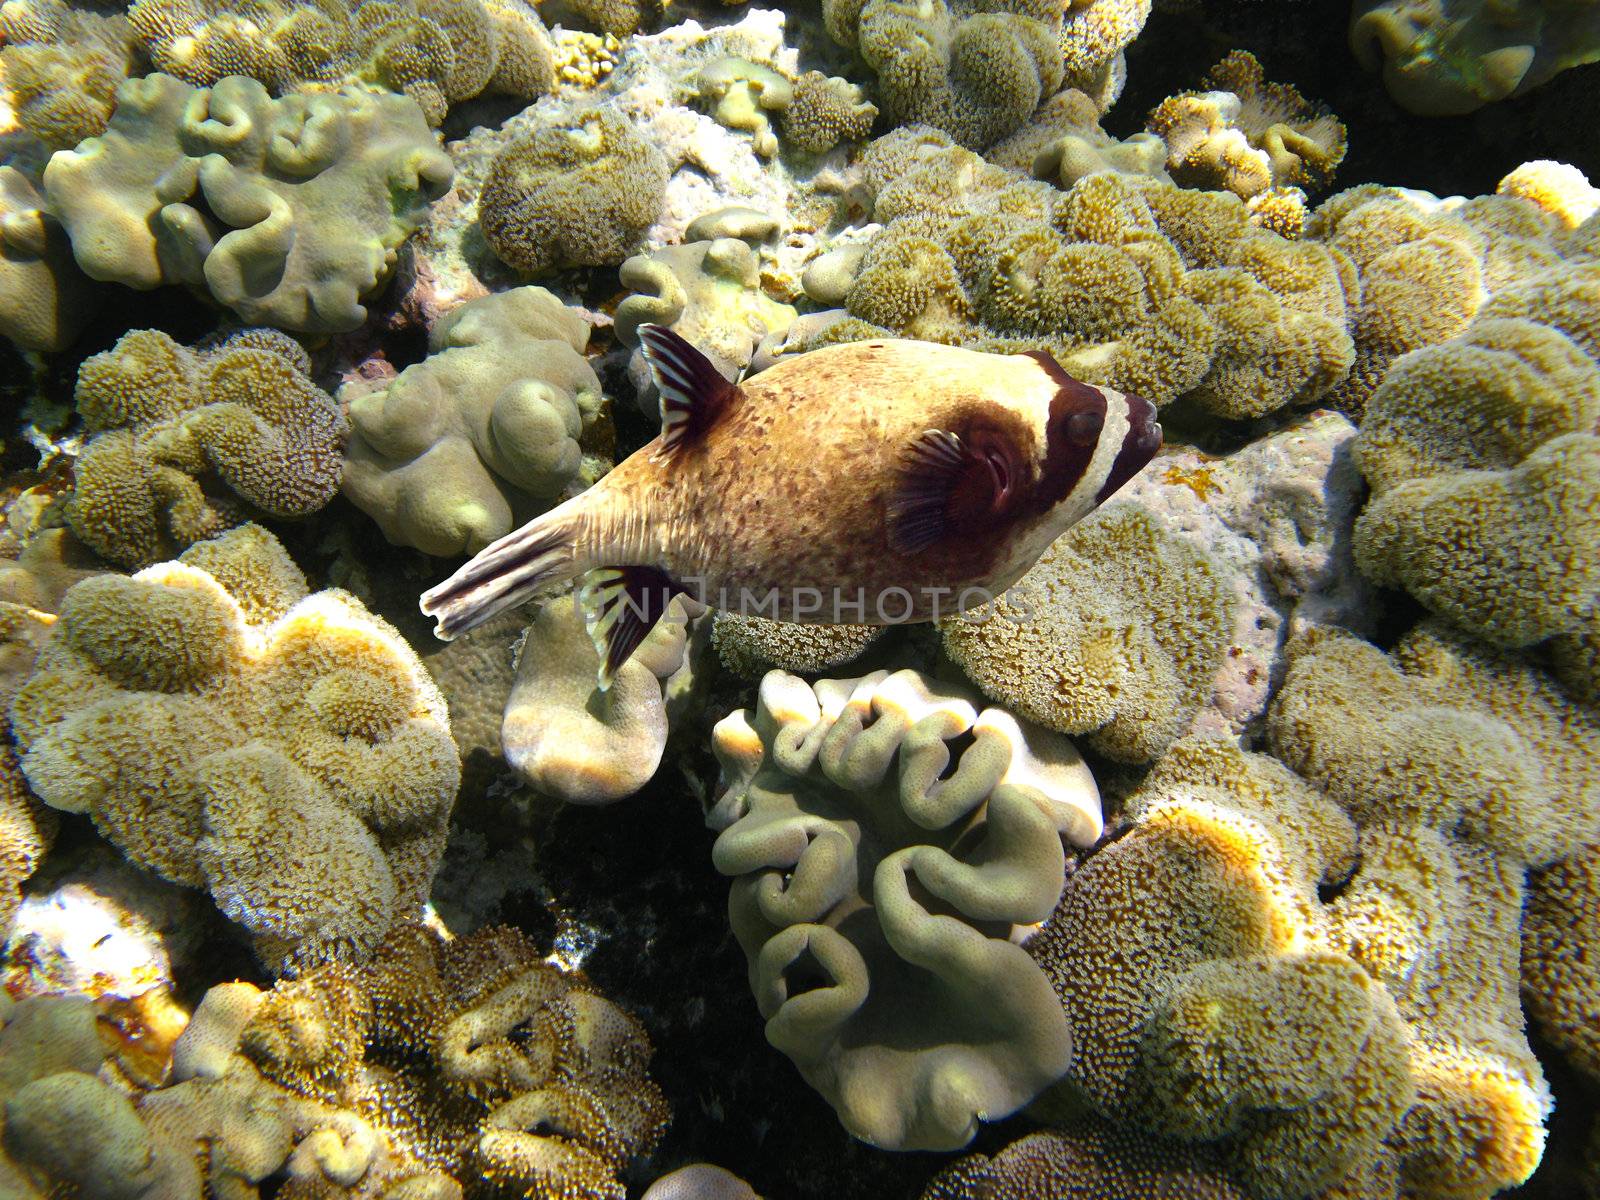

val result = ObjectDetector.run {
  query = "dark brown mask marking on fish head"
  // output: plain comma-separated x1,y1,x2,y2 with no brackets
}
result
949,424,1024,528
1096,391,1162,503
1035,376,1108,513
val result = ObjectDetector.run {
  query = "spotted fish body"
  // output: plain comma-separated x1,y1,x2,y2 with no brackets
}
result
422,329,1161,683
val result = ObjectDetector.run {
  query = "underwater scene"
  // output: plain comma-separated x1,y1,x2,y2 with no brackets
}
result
0,0,1597,1194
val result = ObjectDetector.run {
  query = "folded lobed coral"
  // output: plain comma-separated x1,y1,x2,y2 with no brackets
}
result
708,668,1100,1150
8,525,461,975
1522,843,1600,1084
66,327,348,569
1147,51,1346,204
0,0,136,148
820,0,1063,150
711,613,883,680
803,127,1357,419
1059,0,1151,109
43,72,454,333
942,502,1237,764
0,166,97,353
986,87,1170,193
342,287,609,557
478,107,669,276
1350,263,1600,689
694,58,877,158
1351,0,1600,115
126,0,555,125
502,590,708,805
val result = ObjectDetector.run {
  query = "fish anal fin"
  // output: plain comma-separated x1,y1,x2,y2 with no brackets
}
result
887,425,1026,555
638,324,739,459
578,565,681,690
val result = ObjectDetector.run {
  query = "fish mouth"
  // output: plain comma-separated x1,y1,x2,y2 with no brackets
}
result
1096,392,1163,503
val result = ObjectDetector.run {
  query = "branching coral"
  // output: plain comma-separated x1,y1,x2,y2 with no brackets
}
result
126,0,554,125
1147,51,1346,202
1351,0,1600,115
0,0,135,148
808,127,1356,419
708,668,1099,1150
66,327,347,569
478,107,669,275
8,525,460,975
820,0,1063,150
942,502,1237,764
502,590,708,805
0,165,96,353
42,72,454,333
342,287,608,557
1350,264,1600,688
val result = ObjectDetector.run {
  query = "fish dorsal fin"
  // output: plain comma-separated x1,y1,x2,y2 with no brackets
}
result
638,324,739,458
577,564,680,690
887,426,1026,555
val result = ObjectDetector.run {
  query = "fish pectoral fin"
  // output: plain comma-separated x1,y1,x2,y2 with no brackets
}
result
638,324,739,459
578,565,680,691
887,427,1024,555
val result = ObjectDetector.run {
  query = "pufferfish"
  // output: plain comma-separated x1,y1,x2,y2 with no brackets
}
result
421,326,1162,683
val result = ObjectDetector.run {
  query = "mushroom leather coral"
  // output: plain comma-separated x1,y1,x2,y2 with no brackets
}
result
8,526,460,975
708,668,1099,1151
43,73,454,333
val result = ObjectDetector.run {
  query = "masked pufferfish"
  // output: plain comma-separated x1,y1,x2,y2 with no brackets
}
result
421,327,1162,683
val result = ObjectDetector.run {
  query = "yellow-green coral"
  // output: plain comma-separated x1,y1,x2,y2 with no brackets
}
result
1350,264,1600,682
709,668,1099,1150
1351,0,1600,115
66,327,348,569
711,613,883,680
0,0,133,149
0,165,96,353
942,503,1236,764
1522,843,1600,1082
478,107,668,275
1059,0,1150,108
42,72,454,333
126,0,553,125
822,0,1062,150
8,525,460,975
1147,51,1346,202
815,128,1356,418
342,287,608,557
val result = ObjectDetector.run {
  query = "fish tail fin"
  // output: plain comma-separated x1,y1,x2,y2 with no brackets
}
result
421,507,584,640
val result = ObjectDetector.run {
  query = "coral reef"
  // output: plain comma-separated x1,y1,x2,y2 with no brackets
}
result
126,0,555,125
1059,0,1151,108
1351,0,1600,115
805,127,1356,419
1147,51,1346,203
1523,842,1600,1083
987,87,1169,192
0,0,134,148
66,327,347,569
0,166,96,353
708,668,1099,1150
8,525,461,974
711,613,883,680
820,0,1063,150
502,591,708,805
1350,262,1600,690
342,287,608,557
694,58,876,157
478,107,669,275
43,73,453,333
942,502,1236,764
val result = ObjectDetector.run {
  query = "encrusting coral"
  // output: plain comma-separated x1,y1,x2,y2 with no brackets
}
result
43,72,454,333
8,525,461,975
1350,0,1600,115
0,165,96,354
478,107,669,276
502,590,708,805
342,287,609,558
708,668,1100,1151
126,0,555,126
803,126,1356,419
1147,51,1346,203
0,0,135,148
942,502,1237,764
65,327,348,569
820,0,1063,150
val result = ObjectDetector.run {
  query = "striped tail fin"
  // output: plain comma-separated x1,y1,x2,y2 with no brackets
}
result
420,505,583,640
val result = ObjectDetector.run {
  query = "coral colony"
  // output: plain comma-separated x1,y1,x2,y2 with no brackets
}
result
0,0,1597,1196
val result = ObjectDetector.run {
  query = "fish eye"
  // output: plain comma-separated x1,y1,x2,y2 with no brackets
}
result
1065,411,1103,446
